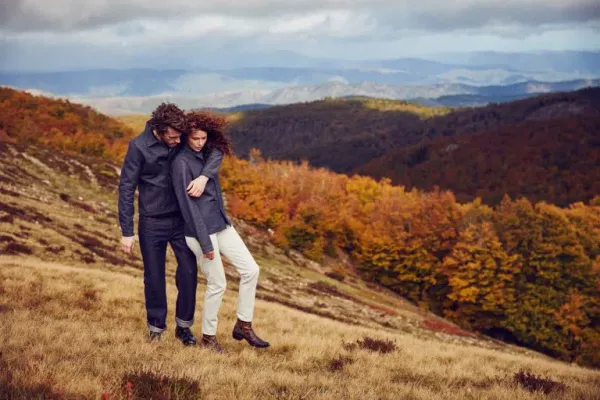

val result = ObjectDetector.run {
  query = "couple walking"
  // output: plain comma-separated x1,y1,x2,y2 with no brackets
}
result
118,103,268,352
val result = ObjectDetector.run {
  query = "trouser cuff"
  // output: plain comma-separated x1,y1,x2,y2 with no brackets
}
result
176,317,194,328
148,324,165,333
236,315,252,323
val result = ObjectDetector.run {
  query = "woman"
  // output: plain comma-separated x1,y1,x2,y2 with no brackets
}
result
171,111,269,352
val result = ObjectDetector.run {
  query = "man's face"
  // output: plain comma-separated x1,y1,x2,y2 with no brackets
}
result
160,127,182,148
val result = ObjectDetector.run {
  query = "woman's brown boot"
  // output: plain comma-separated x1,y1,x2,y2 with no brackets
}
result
201,334,224,353
232,319,270,348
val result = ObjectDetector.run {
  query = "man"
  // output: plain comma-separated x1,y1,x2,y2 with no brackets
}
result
118,102,222,345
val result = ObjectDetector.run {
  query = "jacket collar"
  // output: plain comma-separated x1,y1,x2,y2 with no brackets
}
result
145,121,189,150
184,144,205,161
144,122,163,147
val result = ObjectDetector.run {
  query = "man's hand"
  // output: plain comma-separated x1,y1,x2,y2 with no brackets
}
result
187,176,209,197
204,251,215,260
121,236,135,254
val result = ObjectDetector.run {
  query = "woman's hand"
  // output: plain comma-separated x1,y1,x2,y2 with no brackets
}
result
187,175,209,197
204,251,215,260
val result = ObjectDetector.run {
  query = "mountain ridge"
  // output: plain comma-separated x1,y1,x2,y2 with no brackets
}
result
225,87,600,206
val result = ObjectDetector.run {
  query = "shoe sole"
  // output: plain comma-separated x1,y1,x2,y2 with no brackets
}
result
177,337,197,346
176,334,197,346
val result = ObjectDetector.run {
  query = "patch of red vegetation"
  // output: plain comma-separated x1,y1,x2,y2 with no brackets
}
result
421,318,478,338
367,302,399,316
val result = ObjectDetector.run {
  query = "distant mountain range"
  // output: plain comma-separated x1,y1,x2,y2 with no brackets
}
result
54,78,598,114
1,51,599,113
1,62,596,96
429,51,600,74
199,104,273,113
0,52,600,104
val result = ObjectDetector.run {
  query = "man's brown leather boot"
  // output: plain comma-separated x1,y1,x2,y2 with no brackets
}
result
232,319,270,348
201,334,224,353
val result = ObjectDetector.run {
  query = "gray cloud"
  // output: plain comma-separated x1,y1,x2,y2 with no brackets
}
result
402,1,600,32
1,0,599,36
0,0,367,32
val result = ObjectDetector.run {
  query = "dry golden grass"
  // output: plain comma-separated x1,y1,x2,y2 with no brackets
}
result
1,257,599,400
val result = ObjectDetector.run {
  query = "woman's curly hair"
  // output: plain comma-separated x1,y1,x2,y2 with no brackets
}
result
186,111,233,156
149,103,188,134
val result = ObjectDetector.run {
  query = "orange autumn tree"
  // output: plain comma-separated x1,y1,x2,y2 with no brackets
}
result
493,198,598,360
442,221,520,330
353,186,462,307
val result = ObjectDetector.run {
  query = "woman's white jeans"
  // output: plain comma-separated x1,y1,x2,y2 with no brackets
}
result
185,226,259,335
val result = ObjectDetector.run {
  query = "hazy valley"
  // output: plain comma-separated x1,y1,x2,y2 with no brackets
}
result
3,51,600,113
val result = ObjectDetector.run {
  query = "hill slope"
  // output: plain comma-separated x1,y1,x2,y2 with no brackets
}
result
226,87,600,205
356,114,600,205
0,86,136,160
226,97,453,173
2,142,599,399
0,141,437,333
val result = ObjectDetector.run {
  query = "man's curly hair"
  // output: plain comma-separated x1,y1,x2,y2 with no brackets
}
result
186,111,233,156
149,103,188,135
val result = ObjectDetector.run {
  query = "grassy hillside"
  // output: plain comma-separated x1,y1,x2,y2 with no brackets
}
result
3,258,600,399
5,142,600,398
225,88,600,205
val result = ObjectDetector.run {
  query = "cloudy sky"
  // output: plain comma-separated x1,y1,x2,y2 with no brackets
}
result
1,0,599,70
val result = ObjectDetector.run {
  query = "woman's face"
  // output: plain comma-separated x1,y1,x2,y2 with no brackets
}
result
188,129,208,152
